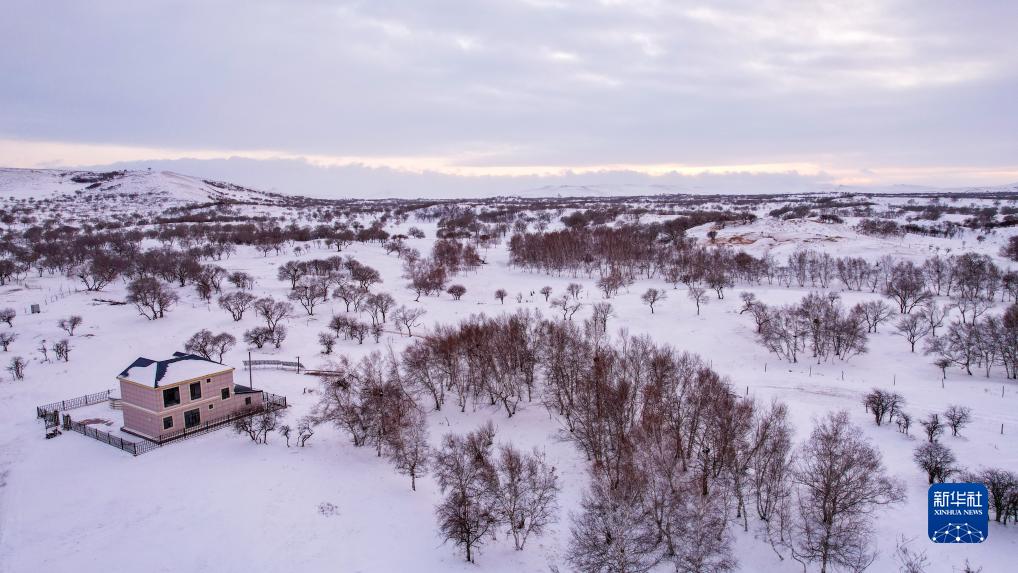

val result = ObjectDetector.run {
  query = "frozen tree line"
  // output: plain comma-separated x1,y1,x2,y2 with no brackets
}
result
308,310,906,570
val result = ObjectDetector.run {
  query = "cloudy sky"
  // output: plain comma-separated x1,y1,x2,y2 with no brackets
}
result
1,0,1016,196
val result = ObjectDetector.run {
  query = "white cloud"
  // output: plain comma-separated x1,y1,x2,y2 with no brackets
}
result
0,0,1015,189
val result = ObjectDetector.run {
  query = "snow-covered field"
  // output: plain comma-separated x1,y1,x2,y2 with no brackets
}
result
0,174,1016,573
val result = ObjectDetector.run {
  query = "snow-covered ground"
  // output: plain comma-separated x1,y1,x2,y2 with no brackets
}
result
0,187,1016,572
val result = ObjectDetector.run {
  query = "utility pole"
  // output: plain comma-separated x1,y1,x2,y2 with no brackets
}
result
248,350,254,390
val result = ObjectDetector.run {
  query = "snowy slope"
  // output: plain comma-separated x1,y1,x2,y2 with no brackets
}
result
0,168,285,215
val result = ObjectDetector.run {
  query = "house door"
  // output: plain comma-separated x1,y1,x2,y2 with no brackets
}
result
184,409,201,429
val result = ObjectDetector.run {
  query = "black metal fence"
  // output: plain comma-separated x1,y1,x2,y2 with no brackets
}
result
156,392,288,444
62,415,159,456
36,390,112,418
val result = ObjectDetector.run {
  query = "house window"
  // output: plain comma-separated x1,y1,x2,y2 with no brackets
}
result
184,409,201,429
162,416,173,430
206,378,211,383
244,397,252,405
208,404,214,410
221,388,230,400
189,382,201,400
163,387,180,408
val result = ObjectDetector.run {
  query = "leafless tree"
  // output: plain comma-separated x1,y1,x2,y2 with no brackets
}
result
884,261,932,313
318,332,337,354
687,285,709,315
447,284,466,300
243,327,272,349
0,308,16,327
943,405,972,437
7,356,26,380
590,302,614,336
791,411,905,573
566,282,583,300
919,413,945,443
913,442,957,485
58,315,83,336
184,330,236,362
254,297,292,333
567,473,660,573
0,332,15,351
296,416,315,447
228,271,254,290
126,277,178,320
386,407,430,491
550,295,582,321
433,422,499,563
640,288,667,314
364,292,396,325
894,313,931,352
492,444,559,550
495,288,508,304
540,286,552,301
53,339,70,362
288,277,328,316
893,535,930,573
218,291,256,321
393,305,427,337
854,300,895,333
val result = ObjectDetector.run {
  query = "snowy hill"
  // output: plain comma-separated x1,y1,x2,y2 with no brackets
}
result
0,168,286,216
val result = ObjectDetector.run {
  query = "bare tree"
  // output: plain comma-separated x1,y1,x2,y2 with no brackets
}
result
393,305,427,337
7,356,26,380
791,411,905,573
894,314,931,352
184,330,235,362
567,474,660,573
447,284,467,300
495,288,508,304
53,339,70,362
0,332,15,351
566,282,583,300
318,332,337,354
492,444,559,550
687,286,709,315
217,291,256,321
228,271,254,290
288,278,328,316
590,302,614,336
884,262,932,313
913,442,957,484
386,407,430,491
433,422,499,563
296,417,315,446
126,277,178,320
550,295,582,320
893,535,930,573
855,300,895,333
57,315,83,336
253,297,292,333
540,286,552,301
919,413,945,443
862,389,905,426
0,308,15,327
640,288,667,314
943,405,972,437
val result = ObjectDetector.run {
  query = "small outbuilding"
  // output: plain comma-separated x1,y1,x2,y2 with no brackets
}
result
118,352,264,442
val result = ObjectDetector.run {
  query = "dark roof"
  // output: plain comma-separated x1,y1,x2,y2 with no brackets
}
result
118,352,223,388
233,383,261,395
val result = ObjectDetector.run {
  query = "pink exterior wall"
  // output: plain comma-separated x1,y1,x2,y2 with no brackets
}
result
120,369,265,441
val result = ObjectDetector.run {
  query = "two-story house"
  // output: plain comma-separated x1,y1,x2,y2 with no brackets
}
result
118,352,264,442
